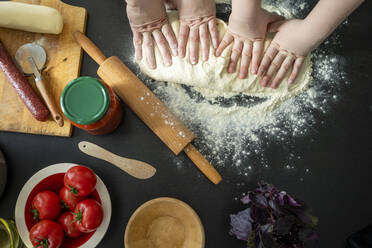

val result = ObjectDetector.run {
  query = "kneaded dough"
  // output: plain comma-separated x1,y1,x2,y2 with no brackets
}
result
138,11,312,98
0,2,63,34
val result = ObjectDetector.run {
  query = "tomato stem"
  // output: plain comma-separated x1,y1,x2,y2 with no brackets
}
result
33,238,49,248
61,200,69,210
73,209,84,224
31,208,39,222
68,185,79,195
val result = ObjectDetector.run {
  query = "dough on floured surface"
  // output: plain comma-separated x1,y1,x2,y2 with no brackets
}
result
137,11,312,98
0,2,63,34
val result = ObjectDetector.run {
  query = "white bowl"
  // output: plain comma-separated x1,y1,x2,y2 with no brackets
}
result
15,163,112,248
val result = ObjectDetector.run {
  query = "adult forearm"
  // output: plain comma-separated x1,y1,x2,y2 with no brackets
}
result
304,0,364,45
231,0,261,16
126,0,166,27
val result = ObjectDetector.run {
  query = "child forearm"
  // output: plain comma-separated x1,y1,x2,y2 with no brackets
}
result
304,0,364,45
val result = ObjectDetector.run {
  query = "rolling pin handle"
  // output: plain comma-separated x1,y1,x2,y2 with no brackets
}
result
73,31,107,65
184,143,222,184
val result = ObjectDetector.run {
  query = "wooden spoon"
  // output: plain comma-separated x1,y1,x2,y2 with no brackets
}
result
78,141,156,179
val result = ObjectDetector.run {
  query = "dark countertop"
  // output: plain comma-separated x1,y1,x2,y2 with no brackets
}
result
0,0,372,247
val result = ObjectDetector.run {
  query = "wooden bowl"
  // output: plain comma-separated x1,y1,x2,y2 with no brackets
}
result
124,197,205,248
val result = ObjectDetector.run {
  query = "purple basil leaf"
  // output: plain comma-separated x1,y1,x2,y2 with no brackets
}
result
231,182,318,248
251,205,270,225
249,192,256,204
260,223,273,234
261,231,278,248
285,195,301,207
255,193,268,208
241,195,250,204
268,200,276,210
258,241,264,248
278,191,286,205
273,216,295,236
229,208,253,241
268,200,282,217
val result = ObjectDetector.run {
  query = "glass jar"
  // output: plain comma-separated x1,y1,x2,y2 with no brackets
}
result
0,218,24,248
61,76,123,135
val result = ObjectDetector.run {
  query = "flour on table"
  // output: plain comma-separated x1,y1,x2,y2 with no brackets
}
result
131,1,348,182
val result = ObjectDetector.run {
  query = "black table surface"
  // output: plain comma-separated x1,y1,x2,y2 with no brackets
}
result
1,0,372,247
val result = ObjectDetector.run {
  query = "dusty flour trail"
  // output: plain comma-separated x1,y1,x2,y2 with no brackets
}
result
132,0,349,183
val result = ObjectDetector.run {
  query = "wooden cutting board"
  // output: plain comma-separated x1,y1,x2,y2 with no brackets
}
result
0,0,87,136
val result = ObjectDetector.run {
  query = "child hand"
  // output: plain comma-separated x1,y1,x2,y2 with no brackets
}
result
215,8,283,79
126,0,178,69
175,0,219,64
258,19,318,88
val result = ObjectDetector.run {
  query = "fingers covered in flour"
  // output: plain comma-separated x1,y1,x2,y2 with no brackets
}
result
162,23,178,56
270,55,295,88
257,43,278,77
208,19,219,49
215,32,234,57
153,29,172,67
199,23,210,61
133,31,143,61
143,32,156,69
251,40,264,75
227,40,243,74
178,23,190,58
289,57,305,84
259,51,286,87
189,27,200,64
239,41,253,79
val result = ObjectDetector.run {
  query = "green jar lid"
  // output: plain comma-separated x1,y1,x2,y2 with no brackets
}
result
61,76,110,125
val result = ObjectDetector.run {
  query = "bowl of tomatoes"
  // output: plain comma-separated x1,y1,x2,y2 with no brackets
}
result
15,163,111,248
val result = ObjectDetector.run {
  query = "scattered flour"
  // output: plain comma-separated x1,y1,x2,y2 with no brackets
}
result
130,0,349,182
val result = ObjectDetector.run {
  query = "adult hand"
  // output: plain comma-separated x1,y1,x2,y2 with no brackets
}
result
216,8,283,79
257,19,317,88
126,0,178,69
175,0,219,64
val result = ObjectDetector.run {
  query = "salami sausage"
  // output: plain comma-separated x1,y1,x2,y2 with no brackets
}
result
0,40,49,121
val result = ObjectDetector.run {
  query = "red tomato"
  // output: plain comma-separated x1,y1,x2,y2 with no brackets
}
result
29,220,64,248
31,191,61,221
73,199,103,233
64,166,97,197
59,187,84,211
58,212,82,238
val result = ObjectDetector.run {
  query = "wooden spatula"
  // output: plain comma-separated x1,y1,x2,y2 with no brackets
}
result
78,141,156,179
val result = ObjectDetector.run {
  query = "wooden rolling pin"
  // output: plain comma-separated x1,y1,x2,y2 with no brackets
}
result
73,31,222,184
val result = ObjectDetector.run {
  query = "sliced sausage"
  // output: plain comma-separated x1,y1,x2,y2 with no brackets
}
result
0,40,49,121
